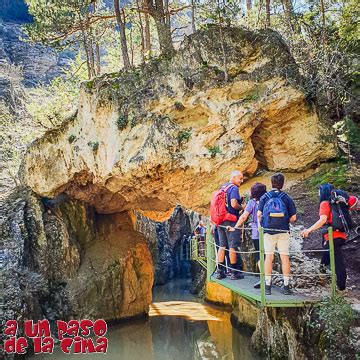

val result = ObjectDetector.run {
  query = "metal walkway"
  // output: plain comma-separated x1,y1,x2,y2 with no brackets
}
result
182,225,337,308
211,274,319,307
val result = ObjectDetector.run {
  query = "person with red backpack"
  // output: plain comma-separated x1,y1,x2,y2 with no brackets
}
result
301,183,357,291
257,173,297,295
210,170,245,280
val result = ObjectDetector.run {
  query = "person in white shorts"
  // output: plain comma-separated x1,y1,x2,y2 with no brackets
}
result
257,173,297,295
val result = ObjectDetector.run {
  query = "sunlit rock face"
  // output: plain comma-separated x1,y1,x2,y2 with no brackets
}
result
66,212,154,320
1,190,153,324
22,27,336,216
133,206,196,285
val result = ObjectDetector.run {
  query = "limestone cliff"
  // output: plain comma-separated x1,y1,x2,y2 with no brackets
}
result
1,190,153,325
21,27,336,216
134,206,196,285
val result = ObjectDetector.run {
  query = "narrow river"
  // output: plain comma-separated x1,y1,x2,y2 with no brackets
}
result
32,278,259,359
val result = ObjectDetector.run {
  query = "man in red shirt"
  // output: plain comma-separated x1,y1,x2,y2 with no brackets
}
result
302,184,357,291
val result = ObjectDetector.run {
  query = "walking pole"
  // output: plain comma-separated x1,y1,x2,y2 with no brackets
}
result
259,226,266,306
328,227,337,297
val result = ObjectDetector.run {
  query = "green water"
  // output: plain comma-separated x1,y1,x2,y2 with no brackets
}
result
30,279,259,359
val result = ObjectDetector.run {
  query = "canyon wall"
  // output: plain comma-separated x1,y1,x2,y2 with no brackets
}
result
4,26,339,326
1,190,153,325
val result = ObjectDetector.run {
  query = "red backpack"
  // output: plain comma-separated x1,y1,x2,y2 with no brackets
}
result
210,184,238,225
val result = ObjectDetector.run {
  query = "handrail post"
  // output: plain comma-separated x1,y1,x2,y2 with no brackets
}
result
259,226,266,306
190,239,192,260
207,224,215,281
328,227,337,297
195,236,198,259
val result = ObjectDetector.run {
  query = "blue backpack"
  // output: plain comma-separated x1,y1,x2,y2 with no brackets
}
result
261,192,289,230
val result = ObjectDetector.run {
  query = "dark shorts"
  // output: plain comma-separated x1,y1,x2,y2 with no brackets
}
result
218,221,241,248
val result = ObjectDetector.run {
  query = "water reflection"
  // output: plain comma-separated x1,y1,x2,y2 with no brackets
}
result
150,301,221,321
30,279,259,359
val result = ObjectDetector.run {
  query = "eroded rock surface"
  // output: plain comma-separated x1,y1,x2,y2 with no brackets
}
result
22,27,336,215
134,205,196,285
1,189,153,326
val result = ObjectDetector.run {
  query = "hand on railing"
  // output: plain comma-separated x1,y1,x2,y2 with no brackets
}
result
301,229,311,238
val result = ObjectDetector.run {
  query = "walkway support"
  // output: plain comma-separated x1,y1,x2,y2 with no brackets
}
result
207,224,215,281
259,226,266,306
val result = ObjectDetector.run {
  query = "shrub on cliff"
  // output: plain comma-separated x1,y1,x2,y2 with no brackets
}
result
311,295,358,358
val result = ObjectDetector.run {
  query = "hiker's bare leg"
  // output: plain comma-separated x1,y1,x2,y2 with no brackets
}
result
229,248,237,264
265,254,274,276
280,254,290,277
218,247,225,263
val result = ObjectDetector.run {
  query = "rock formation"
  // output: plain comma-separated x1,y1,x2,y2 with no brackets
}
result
0,21,70,88
3,26,341,333
1,190,153,325
134,206,198,285
21,27,336,216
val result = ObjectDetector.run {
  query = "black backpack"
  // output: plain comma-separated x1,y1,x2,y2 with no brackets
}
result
329,189,354,233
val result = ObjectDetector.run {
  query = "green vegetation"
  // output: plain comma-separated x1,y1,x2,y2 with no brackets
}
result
174,102,185,111
309,159,350,189
116,114,128,130
177,128,192,143
26,54,87,129
207,145,222,157
335,117,360,150
243,87,262,102
68,135,76,143
88,141,99,151
311,295,358,357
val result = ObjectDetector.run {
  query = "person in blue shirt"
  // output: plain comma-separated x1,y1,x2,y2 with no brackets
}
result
216,170,245,280
257,173,297,295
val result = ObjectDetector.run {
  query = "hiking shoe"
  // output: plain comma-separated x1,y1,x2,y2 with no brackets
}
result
215,271,226,280
230,271,244,280
282,285,292,295
253,280,261,289
265,284,271,295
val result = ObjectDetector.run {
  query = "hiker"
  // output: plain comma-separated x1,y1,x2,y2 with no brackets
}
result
301,184,357,291
195,220,207,257
212,170,245,280
257,173,297,295
211,224,231,273
227,182,267,288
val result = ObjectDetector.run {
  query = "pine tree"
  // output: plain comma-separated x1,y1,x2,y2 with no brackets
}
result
25,0,111,78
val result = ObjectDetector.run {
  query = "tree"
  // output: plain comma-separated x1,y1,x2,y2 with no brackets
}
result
25,0,111,78
143,0,174,54
265,0,270,28
246,0,252,14
191,0,196,33
281,0,295,30
114,0,131,69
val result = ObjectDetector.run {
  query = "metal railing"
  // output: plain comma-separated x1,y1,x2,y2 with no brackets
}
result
181,235,207,269
206,225,337,306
